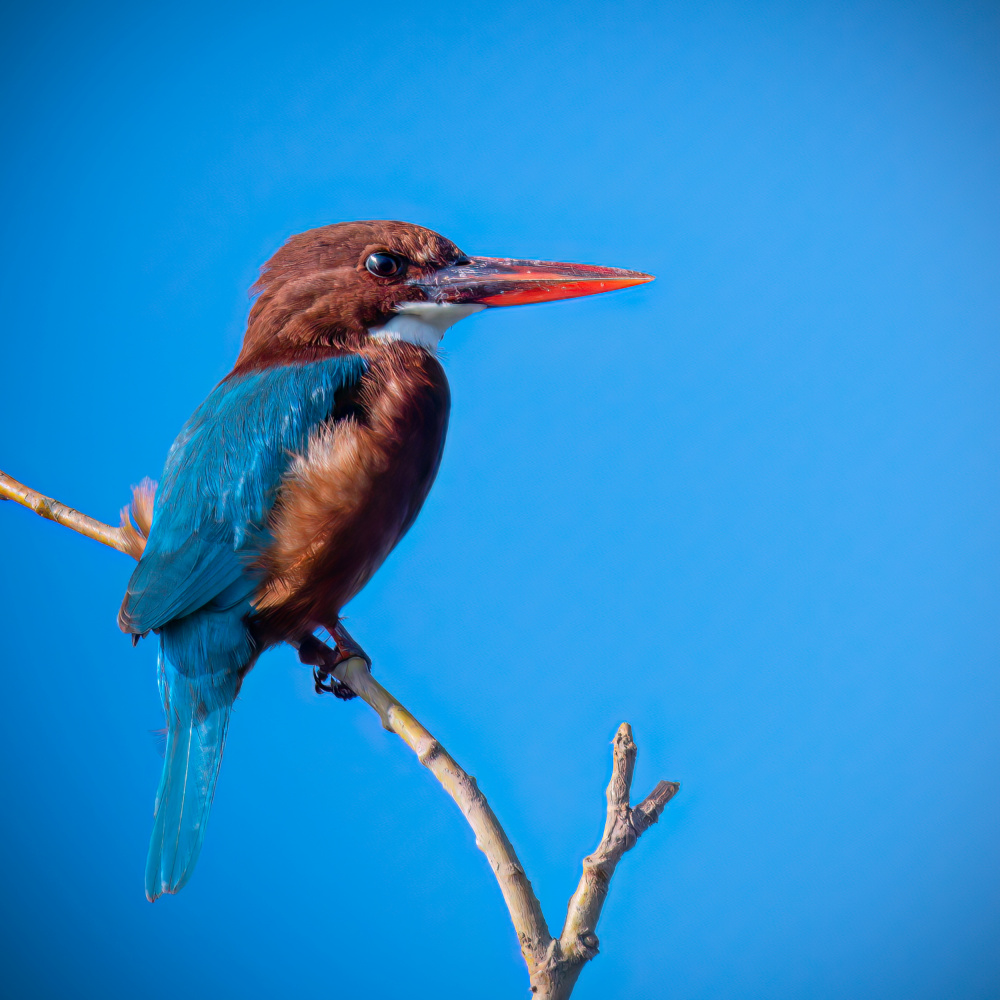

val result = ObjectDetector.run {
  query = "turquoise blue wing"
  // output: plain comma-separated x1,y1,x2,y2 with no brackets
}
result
120,354,368,633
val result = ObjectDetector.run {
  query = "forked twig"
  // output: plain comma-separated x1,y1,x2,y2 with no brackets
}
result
335,655,678,999
0,468,679,998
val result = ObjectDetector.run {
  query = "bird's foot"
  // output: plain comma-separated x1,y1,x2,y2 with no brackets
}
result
320,674,358,700
297,627,371,699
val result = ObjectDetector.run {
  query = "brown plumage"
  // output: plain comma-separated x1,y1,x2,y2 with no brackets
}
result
228,221,463,647
253,339,450,642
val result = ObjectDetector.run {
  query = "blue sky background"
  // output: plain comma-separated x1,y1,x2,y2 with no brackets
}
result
0,1,997,997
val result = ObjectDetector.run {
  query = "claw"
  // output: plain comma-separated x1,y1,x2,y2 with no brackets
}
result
298,628,371,700
313,668,358,699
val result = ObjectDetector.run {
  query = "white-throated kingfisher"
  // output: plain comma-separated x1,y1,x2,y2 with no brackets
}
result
118,220,653,900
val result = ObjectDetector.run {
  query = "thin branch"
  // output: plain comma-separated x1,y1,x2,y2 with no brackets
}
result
334,656,555,976
0,469,146,558
545,724,679,999
283,648,679,999
1,469,679,998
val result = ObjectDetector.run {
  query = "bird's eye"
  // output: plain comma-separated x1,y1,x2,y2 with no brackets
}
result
365,252,407,278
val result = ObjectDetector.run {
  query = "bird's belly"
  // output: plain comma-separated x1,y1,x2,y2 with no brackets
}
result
253,356,448,639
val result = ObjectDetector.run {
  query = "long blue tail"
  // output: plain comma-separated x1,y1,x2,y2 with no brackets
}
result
145,681,231,900
145,613,250,901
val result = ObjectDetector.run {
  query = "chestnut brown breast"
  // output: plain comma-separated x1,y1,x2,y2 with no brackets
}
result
253,341,450,640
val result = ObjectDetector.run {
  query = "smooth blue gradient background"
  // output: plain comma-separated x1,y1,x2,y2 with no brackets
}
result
1,2,997,997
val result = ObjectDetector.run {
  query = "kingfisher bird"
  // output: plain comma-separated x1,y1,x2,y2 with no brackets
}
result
119,220,652,901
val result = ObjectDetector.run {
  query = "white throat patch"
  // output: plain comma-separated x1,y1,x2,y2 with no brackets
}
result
367,301,485,350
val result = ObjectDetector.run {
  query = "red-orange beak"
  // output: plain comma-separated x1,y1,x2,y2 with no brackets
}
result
412,256,654,307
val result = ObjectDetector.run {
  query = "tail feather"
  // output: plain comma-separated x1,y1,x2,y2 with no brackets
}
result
145,640,239,902
144,602,254,901
146,698,230,901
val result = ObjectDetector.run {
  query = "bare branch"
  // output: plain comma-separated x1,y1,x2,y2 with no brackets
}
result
1,469,679,998
0,469,147,559
538,724,680,999
328,655,555,974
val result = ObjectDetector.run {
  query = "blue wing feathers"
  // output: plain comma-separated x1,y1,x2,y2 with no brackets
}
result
121,355,367,633
125,355,367,899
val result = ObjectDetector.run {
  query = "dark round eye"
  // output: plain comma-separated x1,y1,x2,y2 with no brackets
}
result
365,252,407,278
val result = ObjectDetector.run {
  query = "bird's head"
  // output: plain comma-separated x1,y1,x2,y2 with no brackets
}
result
235,220,652,370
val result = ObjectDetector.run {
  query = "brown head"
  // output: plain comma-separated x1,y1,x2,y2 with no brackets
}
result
233,220,653,372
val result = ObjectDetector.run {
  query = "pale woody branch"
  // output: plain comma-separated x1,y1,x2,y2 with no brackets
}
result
1,468,679,999
547,724,678,999
0,469,149,559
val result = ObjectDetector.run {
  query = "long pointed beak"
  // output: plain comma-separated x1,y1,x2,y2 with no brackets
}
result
412,256,654,307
